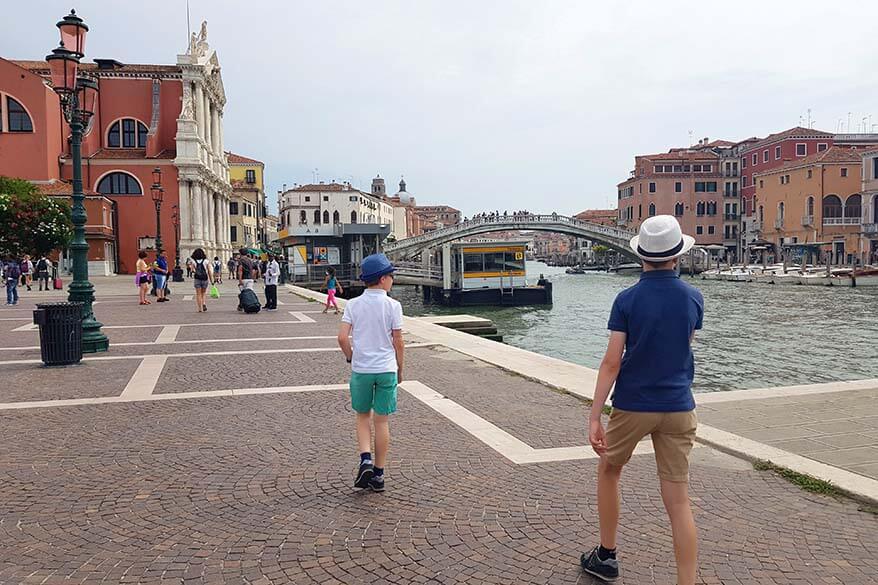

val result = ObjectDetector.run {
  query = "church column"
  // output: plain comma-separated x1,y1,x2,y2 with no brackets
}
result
220,195,229,251
194,84,205,142
178,179,191,242
206,190,216,248
203,94,212,155
210,108,220,155
192,182,204,244
200,184,210,243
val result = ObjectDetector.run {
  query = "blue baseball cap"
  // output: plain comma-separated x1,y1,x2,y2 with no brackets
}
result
360,253,395,282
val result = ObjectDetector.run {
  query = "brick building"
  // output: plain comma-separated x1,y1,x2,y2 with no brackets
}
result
0,22,232,274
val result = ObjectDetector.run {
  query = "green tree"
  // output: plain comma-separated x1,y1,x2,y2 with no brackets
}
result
0,176,73,257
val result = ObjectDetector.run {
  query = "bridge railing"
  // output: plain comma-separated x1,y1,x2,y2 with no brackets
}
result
384,213,635,253
393,261,444,281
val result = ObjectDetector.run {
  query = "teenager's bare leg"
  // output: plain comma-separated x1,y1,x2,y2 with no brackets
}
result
373,414,389,468
597,457,623,550
660,479,697,585
356,412,372,455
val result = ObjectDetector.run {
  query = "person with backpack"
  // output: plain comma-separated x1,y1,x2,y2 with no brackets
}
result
236,248,261,313
187,248,213,313
227,255,237,281
35,255,50,291
5,257,21,305
21,255,33,291
263,253,280,311
213,256,224,284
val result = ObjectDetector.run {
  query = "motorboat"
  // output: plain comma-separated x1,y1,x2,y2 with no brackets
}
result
609,263,642,275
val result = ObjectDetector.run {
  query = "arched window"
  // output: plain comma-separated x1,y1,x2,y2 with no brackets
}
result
844,194,861,220
350,211,358,224
107,118,148,148
299,210,307,224
313,209,320,224
96,172,141,195
758,205,764,222
822,195,842,219
674,202,684,216
648,203,656,217
5,96,33,132
696,201,706,216
323,210,330,224
777,202,785,220
807,196,814,217
333,210,340,224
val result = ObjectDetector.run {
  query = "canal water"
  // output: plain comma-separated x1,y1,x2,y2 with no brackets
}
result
393,262,878,393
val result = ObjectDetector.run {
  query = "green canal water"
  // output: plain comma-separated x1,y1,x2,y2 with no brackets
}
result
392,262,878,393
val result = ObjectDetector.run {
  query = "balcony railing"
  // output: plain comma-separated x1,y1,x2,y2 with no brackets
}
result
774,218,785,229
801,215,814,226
823,217,861,226
724,213,739,221
863,223,878,234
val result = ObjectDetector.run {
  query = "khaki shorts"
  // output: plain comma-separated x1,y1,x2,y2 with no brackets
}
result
605,408,697,482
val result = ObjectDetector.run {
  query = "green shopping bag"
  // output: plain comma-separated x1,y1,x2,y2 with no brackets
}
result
209,284,220,299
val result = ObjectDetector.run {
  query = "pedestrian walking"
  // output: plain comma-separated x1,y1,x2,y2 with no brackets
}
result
4,256,21,305
35,255,50,291
21,255,33,291
213,256,224,284
135,251,152,305
581,215,701,585
263,253,279,311
236,248,259,312
188,248,213,313
153,249,169,303
321,266,343,314
185,256,193,278
227,255,237,281
337,254,404,493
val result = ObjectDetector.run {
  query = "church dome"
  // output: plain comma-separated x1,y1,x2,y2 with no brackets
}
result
395,178,413,205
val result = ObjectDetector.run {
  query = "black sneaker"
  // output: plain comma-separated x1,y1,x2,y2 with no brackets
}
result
580,546,619,582
354,460,373,489
368,474,385,492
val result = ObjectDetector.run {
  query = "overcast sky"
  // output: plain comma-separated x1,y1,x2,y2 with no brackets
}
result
5,1,878,216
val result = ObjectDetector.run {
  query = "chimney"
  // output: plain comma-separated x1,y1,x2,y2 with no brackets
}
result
704,137,709,144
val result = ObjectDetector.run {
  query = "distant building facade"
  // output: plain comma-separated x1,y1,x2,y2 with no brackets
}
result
861,149,878,263
227,152,266,249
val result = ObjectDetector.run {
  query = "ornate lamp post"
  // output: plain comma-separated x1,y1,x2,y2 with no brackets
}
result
45,9,108,353
151,167,164,252
171,205,184,281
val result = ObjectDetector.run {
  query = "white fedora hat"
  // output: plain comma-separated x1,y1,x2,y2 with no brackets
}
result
629,215,696,262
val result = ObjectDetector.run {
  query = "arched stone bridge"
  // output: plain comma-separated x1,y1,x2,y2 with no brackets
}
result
383,214,638,260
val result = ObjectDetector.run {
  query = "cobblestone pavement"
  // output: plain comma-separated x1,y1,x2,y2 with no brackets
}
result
0,283,876,584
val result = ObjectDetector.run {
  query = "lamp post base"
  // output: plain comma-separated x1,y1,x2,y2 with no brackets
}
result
82,327,110,353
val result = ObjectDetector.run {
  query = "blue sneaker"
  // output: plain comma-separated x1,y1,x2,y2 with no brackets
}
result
354,460,373,489
368,474,385,492
580,546,619,582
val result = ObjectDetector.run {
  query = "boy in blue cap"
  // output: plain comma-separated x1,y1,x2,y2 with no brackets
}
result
337,253,404,492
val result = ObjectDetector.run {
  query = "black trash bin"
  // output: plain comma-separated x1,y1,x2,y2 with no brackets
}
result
33,302,83,366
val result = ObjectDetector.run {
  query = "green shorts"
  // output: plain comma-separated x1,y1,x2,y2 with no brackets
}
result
349,372,398,415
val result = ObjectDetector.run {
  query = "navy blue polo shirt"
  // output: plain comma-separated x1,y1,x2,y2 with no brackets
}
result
607,270,703,412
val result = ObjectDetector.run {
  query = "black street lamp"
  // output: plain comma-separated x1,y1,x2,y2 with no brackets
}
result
151,167,164,252
45,9,108,353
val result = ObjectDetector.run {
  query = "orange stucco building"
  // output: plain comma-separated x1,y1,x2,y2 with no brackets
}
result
0,21,233,274
754,147,868,264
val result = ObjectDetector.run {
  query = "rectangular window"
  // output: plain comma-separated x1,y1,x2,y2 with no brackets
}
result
752,153,758,165
304,196,310,202
775,146,781,160
696,226,703,235
763,150,769,163
841,167,848,177
229,201,239,215
742,176,747,187
245,169,256,183
665,165,674,172
873,158,878,179
464,253,484,273
683,165,691,172
742,157,747,169
649,182,656,193
693,164,702,172
807,169,812,179
796,143,807,156
673,165,683,173
654,165,663,173
708,225,715,235
675,182,682,193
703,164,712,172
817,143,828,152
230,226,237,242
323,195,329,201
695,182,705,192
122,119,136,148
706,182,717,192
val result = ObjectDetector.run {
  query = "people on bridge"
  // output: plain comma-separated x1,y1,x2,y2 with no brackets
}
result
337,253,403,493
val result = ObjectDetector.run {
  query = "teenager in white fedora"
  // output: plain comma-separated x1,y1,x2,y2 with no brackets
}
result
582,214,703,584
629,214,696,264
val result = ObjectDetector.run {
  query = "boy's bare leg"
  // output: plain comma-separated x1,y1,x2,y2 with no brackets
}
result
660,479,697,585
373,415,390,469
597,457,623,549
356,412,372,455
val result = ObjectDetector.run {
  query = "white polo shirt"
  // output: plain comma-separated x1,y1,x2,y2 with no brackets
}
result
342,289,404,374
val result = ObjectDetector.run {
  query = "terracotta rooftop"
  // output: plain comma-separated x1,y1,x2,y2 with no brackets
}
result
639,150,720,161
35,180,99,196
755,146,863,176
744,126,833,151
226,152,264,165
12,60,181,77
